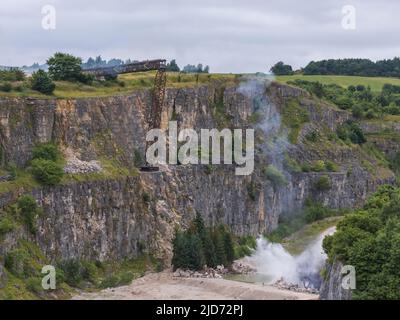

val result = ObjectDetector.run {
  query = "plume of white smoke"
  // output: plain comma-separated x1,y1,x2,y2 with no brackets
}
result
237,74,290,171
243,227,335,288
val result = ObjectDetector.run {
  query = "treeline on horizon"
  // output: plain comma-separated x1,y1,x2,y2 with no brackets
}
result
1,56,210,75
82,57,210,73
271,58,400,78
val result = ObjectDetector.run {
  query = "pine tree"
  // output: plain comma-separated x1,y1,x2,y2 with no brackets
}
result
30,70,55,95
187,234,205,270
213,228,228,266
223,228,235,265
172,231,189,270
166,59,180,72
203,230,218,267
193,213,217,267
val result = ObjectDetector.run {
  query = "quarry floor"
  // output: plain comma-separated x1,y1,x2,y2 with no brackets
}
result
72,270,318,300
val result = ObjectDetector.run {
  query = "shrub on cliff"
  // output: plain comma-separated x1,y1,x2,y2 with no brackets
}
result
32,142,61,162
17,195,42,235
311,160,326,172
30,158,63,186
325,160,338,172
5,240,46,278
303,199,333,223
263,165,288,189
0,82,12,92
337,121,366,145
0,216,16,237
313,175,331,192
0,68,25,81
30,70,55,95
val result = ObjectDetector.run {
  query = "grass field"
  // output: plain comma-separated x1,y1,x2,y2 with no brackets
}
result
0,72,237,99
276,75,400,92
2,72,400,98
281,216,343,255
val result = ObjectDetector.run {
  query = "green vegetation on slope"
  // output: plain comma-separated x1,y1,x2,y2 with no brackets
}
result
0,71,237,99
290,79,400,119
281,98,310,143
0,240,73,300
282,217,343,255
0,194,42,239
0,238,159,299
266,199,343,244
323,185,400,300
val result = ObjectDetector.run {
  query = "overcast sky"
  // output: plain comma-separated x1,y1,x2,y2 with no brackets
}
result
1,0,399,73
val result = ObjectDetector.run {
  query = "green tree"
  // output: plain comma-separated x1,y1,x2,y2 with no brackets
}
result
323,186,400,299
336,121,366,145
213,228,228,266
32,142,61,161
0,82,12,92
172,217,238,271
172,231,189,270
191,213,217,267
263,165,288,189
30,70,55,94
166,59,180,72
0,68,25,81
17,195,42,234
270,61,294,75
222,227,235,265
171,231,205,270
47,52,83,81
187,234,205,270
30,158,64,185
313,175,331,192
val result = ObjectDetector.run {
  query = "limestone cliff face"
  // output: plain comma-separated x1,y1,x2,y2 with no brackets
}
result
319,261,352,300
0,85,250,168
361,120,400,158
0,81,395,264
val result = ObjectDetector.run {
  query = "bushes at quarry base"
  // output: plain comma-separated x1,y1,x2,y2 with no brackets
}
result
323,185,400,299
172,214,238,271
0,238,158,299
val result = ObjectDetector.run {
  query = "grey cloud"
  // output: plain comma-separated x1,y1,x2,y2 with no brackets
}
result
0,0,399,72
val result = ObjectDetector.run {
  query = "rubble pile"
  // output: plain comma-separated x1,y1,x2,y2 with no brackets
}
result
64,158,102,174
273,278,319,294
173,265,229,279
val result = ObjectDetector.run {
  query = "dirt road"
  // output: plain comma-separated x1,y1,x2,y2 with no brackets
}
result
73,271,318,300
